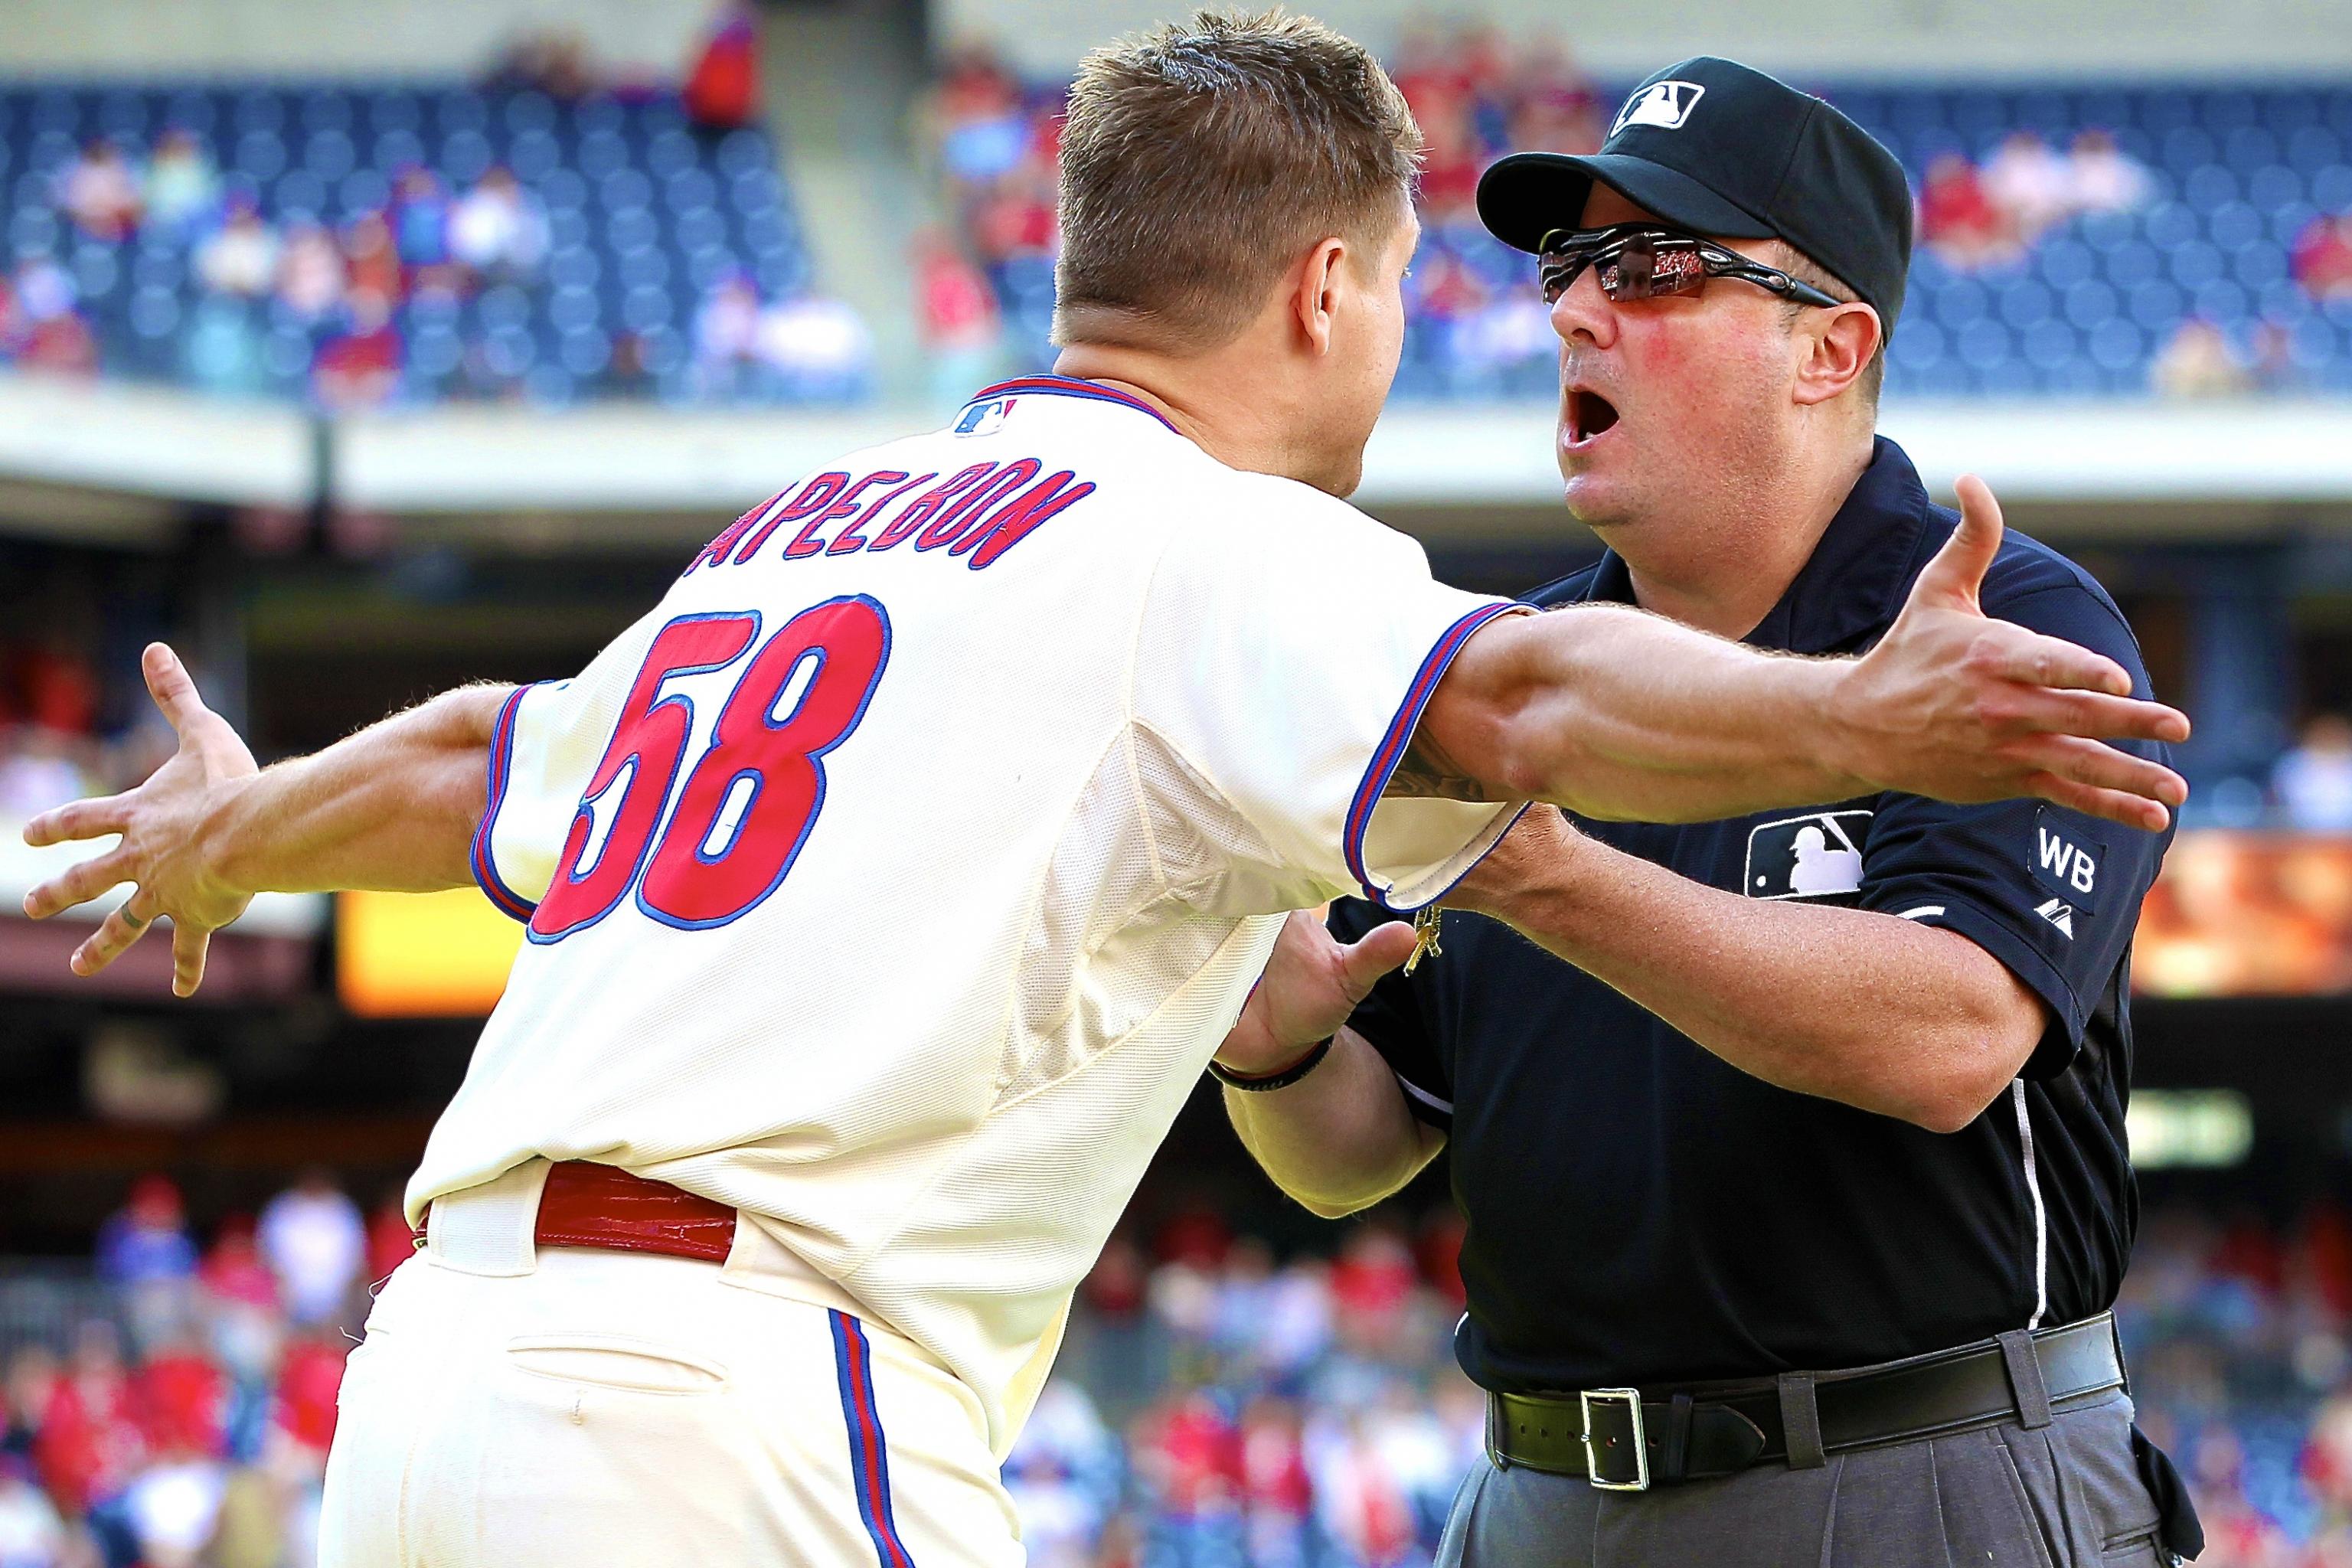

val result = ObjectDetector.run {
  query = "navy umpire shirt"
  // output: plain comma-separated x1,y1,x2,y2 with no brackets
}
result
1330,435,2174,1396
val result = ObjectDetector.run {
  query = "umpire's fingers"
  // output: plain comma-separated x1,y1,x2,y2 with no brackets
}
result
70,887,164,977
2024,773,2171,834
1908,475,2004,612
172,921,212,999
1974,625,2133,698
2004,736,2179,831
2012,731,2187,812
22,847,138,920
2012,686,2191,747
1338,921,1419,999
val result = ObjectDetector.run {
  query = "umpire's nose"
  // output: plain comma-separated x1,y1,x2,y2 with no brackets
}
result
1550,263,1618,352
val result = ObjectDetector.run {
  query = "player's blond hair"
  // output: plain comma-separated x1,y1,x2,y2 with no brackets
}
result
1053,9,1423,352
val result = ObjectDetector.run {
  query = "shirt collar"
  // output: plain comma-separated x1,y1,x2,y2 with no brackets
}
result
1579,436,1936,655
965,374,1181,435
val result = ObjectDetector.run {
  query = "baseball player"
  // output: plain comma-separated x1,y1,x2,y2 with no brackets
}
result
21,15,2187,1568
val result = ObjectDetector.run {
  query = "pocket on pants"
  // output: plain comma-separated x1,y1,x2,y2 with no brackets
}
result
505,1334,730,1394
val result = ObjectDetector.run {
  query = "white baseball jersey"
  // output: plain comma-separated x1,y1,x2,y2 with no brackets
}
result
413,375,1522,1452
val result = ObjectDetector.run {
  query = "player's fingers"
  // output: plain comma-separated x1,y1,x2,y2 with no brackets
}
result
142,642,211,740
1340,920,1421,998
70,887,163,978
1912,474,2004,609
171,922,211,999
2011,687,2192,746
1975,626,2135,698
21,792,132,848
21,848,139,920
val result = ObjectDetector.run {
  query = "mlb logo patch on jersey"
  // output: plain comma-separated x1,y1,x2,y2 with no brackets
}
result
954,397,1017,436
1743,809,1871,900
2030,808,2105,913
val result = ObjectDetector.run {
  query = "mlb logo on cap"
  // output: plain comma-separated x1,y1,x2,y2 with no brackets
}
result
1612,80,1705,136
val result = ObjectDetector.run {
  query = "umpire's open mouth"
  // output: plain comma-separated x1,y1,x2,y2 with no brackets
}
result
1563,387,1622,451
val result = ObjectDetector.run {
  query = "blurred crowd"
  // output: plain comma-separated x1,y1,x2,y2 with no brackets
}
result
2157,205,2351,396
914,30,1599,403
1025,1214,1482,1568
20,126,566,406
920,34,2352,405
9,1182,2352,1566
2123,1207,2352,1565
0,8,871,411
0,1172,404,1568
0,638,163,826
1021,1201,2352,1568
1917,130,2154,270
691,266,873,404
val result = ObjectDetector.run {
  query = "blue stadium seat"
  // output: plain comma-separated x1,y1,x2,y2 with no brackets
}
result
338,168,390,219
370,128,426,174
440,129,492,185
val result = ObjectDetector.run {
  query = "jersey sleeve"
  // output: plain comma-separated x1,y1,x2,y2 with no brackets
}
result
1326,898,1454,1129
1132,493,1527,916
1854,584,2173,1079
470,606,671,920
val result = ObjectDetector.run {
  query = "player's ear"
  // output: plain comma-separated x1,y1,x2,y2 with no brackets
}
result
1291,237,1346,356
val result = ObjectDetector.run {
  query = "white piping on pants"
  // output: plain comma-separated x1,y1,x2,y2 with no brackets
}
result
2013,1080,2049,1331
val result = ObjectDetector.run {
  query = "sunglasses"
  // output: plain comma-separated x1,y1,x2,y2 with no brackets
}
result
1536,223,1845,309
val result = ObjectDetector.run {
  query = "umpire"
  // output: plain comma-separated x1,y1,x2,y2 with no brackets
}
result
1213,58,2203,1567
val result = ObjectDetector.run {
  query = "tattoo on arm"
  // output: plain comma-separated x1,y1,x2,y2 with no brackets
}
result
1384,730,1502,802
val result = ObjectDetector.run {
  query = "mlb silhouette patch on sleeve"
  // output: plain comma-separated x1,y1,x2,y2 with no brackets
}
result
2030,808,2106,914
1744,809,1872,900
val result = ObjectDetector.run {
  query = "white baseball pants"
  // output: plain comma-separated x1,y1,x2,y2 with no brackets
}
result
317,1177,1024,1568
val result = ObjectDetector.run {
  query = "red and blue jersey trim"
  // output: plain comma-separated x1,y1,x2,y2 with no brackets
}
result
1342,601,1524,910
470,683,541,923
829,1309,918,1568
965,375,1179,434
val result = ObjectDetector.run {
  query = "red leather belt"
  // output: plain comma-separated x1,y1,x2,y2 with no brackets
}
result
426,1160,740,1263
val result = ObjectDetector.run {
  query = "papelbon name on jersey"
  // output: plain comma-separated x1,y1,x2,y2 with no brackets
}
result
684,458,1098,576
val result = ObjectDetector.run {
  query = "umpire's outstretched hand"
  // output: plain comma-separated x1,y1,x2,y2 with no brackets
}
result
1834,474,2188,831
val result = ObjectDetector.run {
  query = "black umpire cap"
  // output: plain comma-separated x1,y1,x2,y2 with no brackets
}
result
1477,57,1915,336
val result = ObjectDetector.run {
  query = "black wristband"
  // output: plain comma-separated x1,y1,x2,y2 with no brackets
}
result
1207,1037,1332,1093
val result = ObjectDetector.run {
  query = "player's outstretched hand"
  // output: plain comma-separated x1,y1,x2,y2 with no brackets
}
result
1214,908,1416,1077
1834,475,2190,831
20,643,258,995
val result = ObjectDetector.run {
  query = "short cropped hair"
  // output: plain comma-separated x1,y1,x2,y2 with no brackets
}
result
1772,243,1886,410
1053,9,1423,352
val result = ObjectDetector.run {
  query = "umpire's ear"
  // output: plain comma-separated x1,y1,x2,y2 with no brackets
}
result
1790,298,1880,408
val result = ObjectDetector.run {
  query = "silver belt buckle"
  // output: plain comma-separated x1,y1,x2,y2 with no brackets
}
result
1579,1387,1650,1491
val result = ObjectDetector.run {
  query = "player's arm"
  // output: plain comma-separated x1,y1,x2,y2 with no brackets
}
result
1442,808,2040,1133
1216,910,1443,1217
20,643,507,995
1395,477,2189,831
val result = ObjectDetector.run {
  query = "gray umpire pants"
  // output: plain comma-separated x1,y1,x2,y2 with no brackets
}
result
1435,1389,2171,1567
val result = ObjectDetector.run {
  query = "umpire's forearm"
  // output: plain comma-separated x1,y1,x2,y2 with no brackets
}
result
1222,1027,1445,1218
1470,835,2043,1132
205,684,512,897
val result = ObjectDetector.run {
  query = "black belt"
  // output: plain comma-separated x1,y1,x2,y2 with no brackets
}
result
1487,1313,2125,1491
